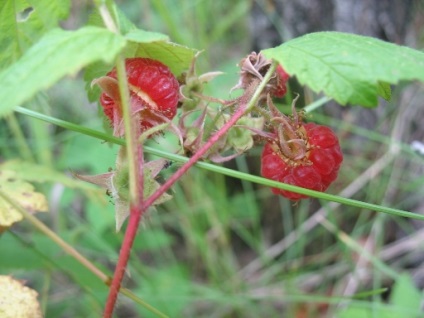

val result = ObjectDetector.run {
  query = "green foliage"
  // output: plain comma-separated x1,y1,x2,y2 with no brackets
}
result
263,32,424,107
390,274,422,310
0,0,196,117
0,27,126,116
0,0,70,70
0,160,101,192
83,5,197,102
338,274,422,318
124,40,197,76
1,1,424,317
134,266,191,317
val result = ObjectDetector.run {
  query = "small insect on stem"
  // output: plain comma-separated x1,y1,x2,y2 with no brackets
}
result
163,160,173,169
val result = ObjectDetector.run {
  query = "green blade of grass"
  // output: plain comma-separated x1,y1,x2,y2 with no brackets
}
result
15,106,424,221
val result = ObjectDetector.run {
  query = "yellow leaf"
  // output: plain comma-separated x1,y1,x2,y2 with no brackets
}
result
0,276,43,318
0,170,48,229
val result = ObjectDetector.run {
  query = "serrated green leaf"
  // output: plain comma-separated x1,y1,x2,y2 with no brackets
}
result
0,0,71,70
0,26,126,117
262,32,424,107
0,0,21,69
21,0,70,31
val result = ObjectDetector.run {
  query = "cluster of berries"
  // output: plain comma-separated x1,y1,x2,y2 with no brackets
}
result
96,55,342,200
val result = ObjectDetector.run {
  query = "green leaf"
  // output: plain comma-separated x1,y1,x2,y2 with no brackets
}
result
132,228,174,252
22,0,70,28
377,82,392,101
339,304,395,318
0,0,71,70
0,232,46,269
0,0,22,69
0,26,126,117
0,160,101,193
112,4,195,75
390,274,422,310
262,31,424,107
124,29,169,43
338,274,423,318
83,61,112,102
125,40,196,76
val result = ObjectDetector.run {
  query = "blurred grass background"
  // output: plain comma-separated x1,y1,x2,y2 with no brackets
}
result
1,0,424,317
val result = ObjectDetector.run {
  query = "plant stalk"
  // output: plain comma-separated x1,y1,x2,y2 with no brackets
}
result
5,113,35,162
144,63,277,208
1,190,168,316
0,190,110,283
103,59,276,316
103,56,145,317
96,6,147,316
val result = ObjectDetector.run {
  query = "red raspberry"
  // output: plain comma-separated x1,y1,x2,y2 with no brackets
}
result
261,122,343,200
99,58,179,135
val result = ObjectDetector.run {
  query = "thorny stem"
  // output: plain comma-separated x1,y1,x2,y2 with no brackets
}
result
98,7,145,318
115,57,143,205
144,62,277,208
104,56,145,318
104,63,276,318
97,6,276,315
104,205,144,318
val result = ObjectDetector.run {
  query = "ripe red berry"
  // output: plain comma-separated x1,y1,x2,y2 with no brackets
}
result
99,58,179,135
261,122,343,200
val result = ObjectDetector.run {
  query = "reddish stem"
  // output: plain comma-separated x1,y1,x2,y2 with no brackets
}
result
103,105,244,317
104,143,144,318
104,76,144,316
103,64,273,316
103,203,143,317
144,102,248,208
